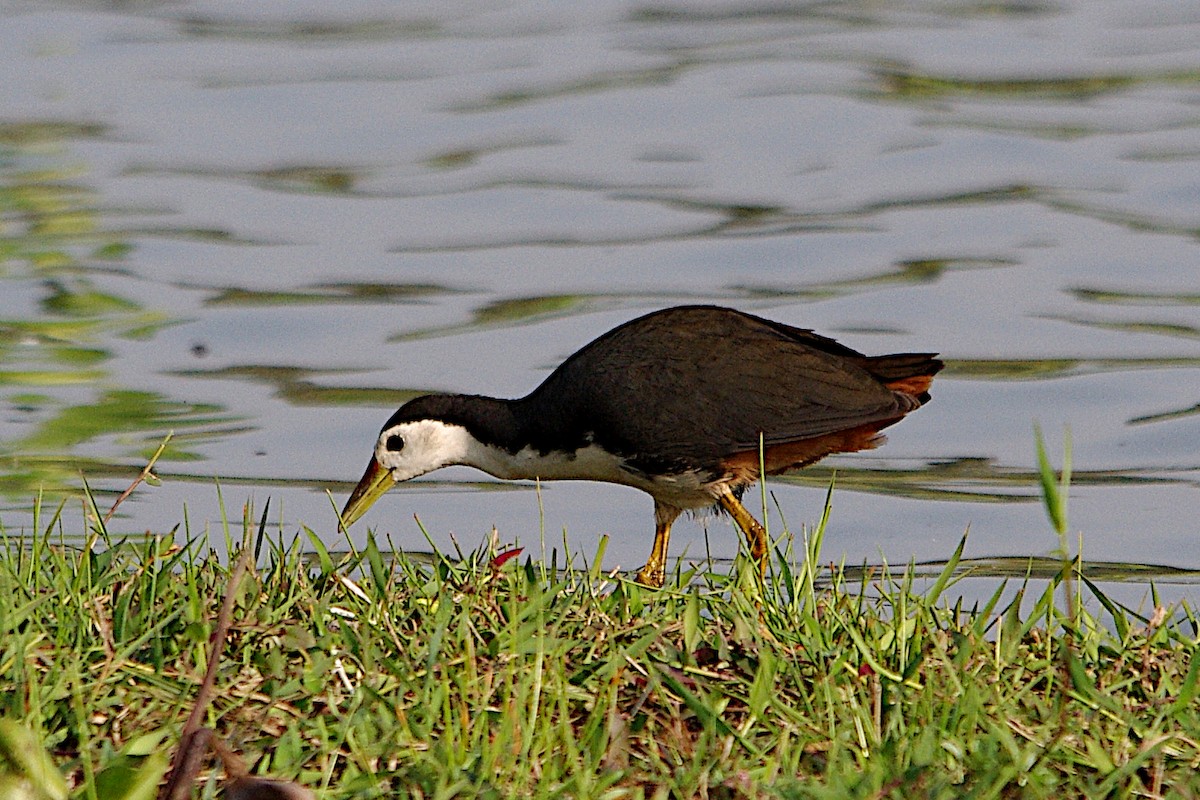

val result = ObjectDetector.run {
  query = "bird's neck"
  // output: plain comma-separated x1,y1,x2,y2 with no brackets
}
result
410,393,601,481
408,393,525,452
455,394,631,483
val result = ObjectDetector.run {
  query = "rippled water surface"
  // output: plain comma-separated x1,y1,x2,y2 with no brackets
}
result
3,0,1198,604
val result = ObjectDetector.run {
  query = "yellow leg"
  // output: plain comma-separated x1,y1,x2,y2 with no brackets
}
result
635,502,681,588
716,488,768,580
635,521,671,588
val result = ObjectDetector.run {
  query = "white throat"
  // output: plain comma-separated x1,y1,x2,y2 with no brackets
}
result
374,418,725,510
374,420,479,482
374,419,631,484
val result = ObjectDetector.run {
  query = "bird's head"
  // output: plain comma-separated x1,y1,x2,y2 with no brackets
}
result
339,416,472,530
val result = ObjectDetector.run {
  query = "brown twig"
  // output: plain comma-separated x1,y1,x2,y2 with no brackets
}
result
104,433,173,525
158,510,255,800
213,737,314,800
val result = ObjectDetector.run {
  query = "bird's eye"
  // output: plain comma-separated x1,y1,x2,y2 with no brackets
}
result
385,434,405,452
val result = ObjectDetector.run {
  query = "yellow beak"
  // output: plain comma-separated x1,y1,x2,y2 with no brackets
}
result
339,457,394,530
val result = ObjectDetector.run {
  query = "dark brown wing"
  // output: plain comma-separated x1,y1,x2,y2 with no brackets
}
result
523,306,940,473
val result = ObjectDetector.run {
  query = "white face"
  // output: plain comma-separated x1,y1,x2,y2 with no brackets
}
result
374,419,476,482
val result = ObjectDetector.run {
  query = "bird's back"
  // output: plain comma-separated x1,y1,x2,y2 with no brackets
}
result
519,306,941,475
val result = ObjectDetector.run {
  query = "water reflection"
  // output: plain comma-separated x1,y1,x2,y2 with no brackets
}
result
1071,288,1200,306
0,1,1197,597
775,457,1192,504
876,68,1140,102
946,357,1200,381
172,365,426,407
204,283,454,307
0,127,237,497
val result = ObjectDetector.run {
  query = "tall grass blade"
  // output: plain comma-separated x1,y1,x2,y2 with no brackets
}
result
925,530,968,605
1034,423,1070,537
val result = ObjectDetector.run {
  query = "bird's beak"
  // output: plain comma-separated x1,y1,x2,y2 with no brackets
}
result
339,457,394,530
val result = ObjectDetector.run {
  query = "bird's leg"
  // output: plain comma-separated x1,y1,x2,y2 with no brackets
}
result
635,502,681,588
634,522,671,588
716,488,768,580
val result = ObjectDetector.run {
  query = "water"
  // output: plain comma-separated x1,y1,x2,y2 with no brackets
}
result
2,0,1198,607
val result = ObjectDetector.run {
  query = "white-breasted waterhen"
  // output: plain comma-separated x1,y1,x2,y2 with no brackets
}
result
340,305,942,587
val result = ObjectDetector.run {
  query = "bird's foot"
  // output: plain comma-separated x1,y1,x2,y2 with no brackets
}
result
634,563,665,589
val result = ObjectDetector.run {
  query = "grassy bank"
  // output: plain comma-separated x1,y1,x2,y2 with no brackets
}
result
1,485,1198,800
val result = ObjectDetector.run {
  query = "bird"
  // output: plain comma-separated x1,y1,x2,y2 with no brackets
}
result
339,305,942,588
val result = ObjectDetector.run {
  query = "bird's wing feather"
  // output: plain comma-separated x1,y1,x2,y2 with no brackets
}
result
531,307,912,469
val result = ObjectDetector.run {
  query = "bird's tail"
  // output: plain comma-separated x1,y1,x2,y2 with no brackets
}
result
863,353,943,404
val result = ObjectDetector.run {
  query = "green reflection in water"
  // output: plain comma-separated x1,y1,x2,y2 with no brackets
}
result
172,364,424,407
875,68,1140,100
124,163,368,197
18,390,226,453
5,391,240,494
1071,287,1200,307
473,294,590,324
0,368,106,386
41,281,139,317
384,264,1011,342
1129,403,1200,426
0,122,109,147
775,457,1186,504
452,64,680,113
1046,316,1200,341
422,136,562,172
736,257,1016,301
388,294,605,341
250,165,359,193
945,356,1200,381
178,15,439,45
0,123,236,500
205,282,454,307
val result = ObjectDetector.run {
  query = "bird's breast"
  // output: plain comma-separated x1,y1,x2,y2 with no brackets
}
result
465,438,730,509
469,440,633,483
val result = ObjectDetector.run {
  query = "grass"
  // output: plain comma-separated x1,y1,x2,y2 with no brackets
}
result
2,446,1200,798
